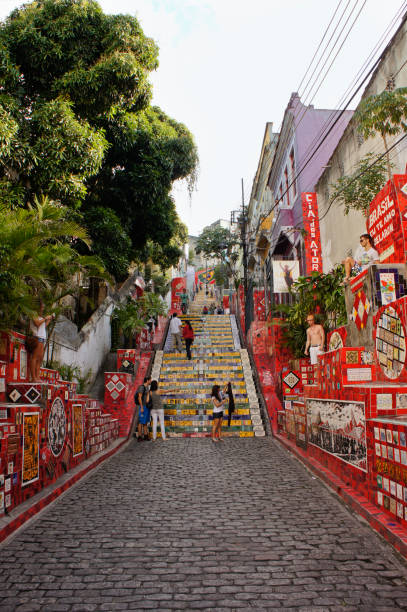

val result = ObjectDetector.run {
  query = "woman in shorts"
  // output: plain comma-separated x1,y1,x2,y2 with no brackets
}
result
211,384,226,442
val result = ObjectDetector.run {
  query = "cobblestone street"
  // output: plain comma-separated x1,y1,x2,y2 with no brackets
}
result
2,438,407,611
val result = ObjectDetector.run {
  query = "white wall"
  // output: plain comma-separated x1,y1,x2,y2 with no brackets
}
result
50,297,114,388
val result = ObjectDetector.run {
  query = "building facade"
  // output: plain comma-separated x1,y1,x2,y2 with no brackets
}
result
316,14,407,272
247,93,353,311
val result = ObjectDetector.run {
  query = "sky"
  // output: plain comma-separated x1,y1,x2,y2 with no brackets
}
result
0,0,406,236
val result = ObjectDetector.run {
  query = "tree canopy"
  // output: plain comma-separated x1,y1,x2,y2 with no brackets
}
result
329,153,389,216
0,0,198,279
355,87,407,178
195,225,240,283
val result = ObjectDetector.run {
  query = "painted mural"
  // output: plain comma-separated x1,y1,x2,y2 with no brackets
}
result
72,404,84,457
375,305,406,380
48,397,66,457
22,412,39,486
306,398,366,471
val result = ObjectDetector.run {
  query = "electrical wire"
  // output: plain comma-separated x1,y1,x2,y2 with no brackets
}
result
297,0,346,95
252,6,407,241
318,132,407,221
297,0,407,169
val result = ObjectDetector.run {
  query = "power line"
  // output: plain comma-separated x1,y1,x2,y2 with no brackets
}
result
318,132,407,222
297,0,407,168
297,0,346,95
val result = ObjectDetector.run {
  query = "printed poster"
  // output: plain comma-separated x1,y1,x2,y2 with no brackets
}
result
22,412,39,486
272,260,300,293
306,398,366,471
379,273,397,305
72,404,84,457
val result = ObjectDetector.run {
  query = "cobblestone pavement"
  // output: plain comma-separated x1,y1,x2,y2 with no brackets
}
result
2,438,407,611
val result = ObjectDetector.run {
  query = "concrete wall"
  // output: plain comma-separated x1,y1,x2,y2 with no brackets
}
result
50,297,115,389
317,17,407,272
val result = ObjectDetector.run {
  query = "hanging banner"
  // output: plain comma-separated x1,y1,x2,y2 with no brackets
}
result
22,412,39,487
301,192,322,274
196,268,215,285
272,260,300,293
171,277,186,314
367,174,407,263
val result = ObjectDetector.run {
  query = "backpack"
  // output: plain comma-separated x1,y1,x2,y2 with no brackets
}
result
146,391,153,410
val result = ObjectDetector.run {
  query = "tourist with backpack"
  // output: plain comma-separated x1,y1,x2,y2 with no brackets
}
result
135,376,152,442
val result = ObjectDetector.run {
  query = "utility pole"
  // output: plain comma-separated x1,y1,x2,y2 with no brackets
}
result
241,178,248,297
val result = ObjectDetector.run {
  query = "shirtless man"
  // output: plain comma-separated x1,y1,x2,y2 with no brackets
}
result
304,314,325,365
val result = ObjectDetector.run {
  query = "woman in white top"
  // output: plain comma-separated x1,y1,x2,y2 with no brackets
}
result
149,380,178,441
342,233,379,284
211,384,226,442
29,303,54,382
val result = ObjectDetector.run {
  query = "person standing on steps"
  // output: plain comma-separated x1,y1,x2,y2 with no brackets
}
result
304,314,325,365
224,382,235,427
182,320,194,360
150,380,178,441
29,302,55,382
169,312,183,352
211,385,226,442
135,376,151,441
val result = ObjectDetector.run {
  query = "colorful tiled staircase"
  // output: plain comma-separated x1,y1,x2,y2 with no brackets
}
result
150,312,265,438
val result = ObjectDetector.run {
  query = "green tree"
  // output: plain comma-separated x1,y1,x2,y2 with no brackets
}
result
0,0,158,208
329,153,389,216
274,266,347,358
0,197,105,330
0,0,198,281
83,107,196,273
355,87,407,179
195,226,240,284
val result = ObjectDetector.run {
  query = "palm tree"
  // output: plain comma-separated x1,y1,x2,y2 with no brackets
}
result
0,196,106,330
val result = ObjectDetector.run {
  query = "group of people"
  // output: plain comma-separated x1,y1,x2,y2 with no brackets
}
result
169,313,195,360
202,303,224,315
135,375,235,443
135,376,178,442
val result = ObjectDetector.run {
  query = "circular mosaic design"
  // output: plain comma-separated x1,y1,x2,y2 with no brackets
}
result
376,306,406,380
329,331,344,352
48,397,66,457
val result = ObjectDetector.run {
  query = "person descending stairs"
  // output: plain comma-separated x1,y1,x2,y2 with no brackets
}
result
149,311,265,438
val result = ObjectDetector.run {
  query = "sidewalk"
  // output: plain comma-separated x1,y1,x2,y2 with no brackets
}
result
274,432,407,559
0,437,128,543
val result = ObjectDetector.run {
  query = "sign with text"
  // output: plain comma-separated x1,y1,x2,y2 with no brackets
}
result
367,175,407,263
301,192,322,274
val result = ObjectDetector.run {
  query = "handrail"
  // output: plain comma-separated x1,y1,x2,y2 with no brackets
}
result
234,314,272,437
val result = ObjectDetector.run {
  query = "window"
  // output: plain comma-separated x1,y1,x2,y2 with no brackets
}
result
290,148,296,198
284,167,290,207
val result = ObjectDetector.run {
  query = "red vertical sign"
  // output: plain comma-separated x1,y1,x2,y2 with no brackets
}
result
301,192,322,274
171,277,186,314
367,174,407,263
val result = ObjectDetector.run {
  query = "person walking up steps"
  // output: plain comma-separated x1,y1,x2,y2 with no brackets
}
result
182,320,194,360
169,312,183,352
211,385,226,442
